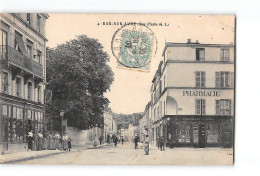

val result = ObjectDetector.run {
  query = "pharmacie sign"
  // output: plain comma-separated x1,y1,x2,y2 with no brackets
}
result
183,90,220,97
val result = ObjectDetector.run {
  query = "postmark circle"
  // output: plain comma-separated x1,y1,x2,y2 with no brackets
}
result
111,23,157,70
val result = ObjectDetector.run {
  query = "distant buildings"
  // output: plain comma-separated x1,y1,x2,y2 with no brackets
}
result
0,13,49,153
103,109,117,142
141,39,234,148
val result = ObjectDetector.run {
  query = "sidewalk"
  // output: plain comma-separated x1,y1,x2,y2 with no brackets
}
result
0,143,109,164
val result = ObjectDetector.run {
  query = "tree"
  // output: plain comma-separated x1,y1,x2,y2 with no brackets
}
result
46,35,114,130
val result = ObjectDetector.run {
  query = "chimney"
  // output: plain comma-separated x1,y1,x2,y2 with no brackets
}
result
196,40,199,43
187,39,191,43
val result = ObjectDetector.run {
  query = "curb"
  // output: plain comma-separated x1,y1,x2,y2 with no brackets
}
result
1,151,67,164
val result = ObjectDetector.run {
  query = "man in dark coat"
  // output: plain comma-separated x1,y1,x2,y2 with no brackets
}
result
99,136,102,145
27,130,33,150
134,136,139,149
114,136,118,147
160,136,166,151
156,135,161,149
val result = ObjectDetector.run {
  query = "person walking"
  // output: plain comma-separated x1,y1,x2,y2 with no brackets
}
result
62,133,69,151
114,136,118,147
68,136,72,151
38,131,43,151
144,135,150,155
156,135,161,149
134,136,139,149
160,135,166,151
27,130,33,151
33,129,39,151
121,137,124,145
55,132,61,150
99,136,102,145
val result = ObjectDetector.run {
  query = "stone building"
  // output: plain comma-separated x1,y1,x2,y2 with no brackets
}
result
149,39,234,148
0,13,49,153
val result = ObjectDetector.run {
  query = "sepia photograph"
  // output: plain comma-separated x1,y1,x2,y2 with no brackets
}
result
0,13,235,165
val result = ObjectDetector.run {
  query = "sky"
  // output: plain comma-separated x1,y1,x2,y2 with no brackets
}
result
45,14,235,114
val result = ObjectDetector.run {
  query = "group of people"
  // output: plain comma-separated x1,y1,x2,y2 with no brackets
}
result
27,130,72,151
93,135,124,147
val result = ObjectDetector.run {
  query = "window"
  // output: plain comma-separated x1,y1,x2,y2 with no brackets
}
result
220,49,230,61
14,31,27,54
16,77,21,97
195,71,206,87
37,50,42,64
28,82,33,100
27,13,31,25
26,40,33,58
2,72,9,94
195,99,206,115
37,14,41,32
216,99,231,115
215,72,234,88
1,29,8,59
196,48,205,61
38,86,41,103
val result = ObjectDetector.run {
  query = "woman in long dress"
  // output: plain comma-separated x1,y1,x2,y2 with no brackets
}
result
144,135,150,155
50,133,55,150
33,130,39,151
93,135,98,147
42,133,48,150
38,131,43,151
62,133,69,151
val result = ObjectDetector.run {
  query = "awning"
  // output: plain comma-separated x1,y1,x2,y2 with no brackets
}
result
15,33,28,56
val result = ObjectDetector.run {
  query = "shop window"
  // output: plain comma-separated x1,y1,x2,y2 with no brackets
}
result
206,123,221,143
220,49,230,61
1,29,8,59
15,77,22,97
216,99,232,115
195,99,206,115
177,122,191,143
215,72,234,88
196,48,205,61
2,71,9,94
195,71,206,87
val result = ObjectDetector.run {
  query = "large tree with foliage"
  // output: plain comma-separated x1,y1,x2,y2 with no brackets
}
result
46,35,114,130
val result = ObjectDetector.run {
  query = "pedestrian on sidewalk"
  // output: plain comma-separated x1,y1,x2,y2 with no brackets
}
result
99,136,102,145
160,135,166,151
42,133,48,150
55,132,61,150
114,136,118,147
134,136,139,149
93,135,98,147
156,135,161,149
33,129,39,151
144,135,150,155
38,131,43,151
27,130,33,151
121,137,124,145
62,133,69,151
68,137,72,151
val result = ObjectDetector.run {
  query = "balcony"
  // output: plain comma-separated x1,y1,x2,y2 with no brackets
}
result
0,45,43,79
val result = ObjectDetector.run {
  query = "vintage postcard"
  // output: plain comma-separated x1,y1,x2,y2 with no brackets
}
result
0,14,235,165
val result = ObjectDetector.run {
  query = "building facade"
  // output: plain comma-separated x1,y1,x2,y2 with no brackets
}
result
150,40,234,148
103,110,117,142
0,13,49,153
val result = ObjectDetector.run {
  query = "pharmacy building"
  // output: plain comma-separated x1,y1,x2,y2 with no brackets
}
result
149,39,234,148
0,13,49,153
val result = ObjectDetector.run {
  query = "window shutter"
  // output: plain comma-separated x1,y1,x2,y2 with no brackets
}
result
195,99,201,115
201,72,206,87
229,100,232,115
196,49,200,61
220,49,224,61
200,49,205,61
225,49,230,61
196,72,200,87
215,72,220,88
231,72,234,88
216,100,220,115
202,99,206,115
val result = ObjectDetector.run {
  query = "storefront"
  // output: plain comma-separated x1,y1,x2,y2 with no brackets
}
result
155,115,233,148
0,95,44,152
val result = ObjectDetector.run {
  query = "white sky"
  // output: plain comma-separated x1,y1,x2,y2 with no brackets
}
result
46,14,234,114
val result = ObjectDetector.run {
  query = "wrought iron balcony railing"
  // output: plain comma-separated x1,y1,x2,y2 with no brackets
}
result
0,45,43,78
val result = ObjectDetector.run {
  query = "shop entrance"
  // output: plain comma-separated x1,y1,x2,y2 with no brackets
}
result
198,124,206,148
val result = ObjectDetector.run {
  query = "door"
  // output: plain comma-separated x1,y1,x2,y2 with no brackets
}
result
198,124,206,148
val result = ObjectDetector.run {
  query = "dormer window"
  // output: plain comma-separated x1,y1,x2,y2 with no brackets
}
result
27,13,31,25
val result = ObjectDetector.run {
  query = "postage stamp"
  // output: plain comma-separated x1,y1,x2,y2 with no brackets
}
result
111,23,157,71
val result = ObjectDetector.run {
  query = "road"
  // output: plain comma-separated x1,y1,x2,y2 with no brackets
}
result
15,142,233,165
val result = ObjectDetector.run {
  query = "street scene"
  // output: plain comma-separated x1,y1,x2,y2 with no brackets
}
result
0,14,235,165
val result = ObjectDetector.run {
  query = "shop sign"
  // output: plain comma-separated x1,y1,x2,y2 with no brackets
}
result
183,90,220,97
